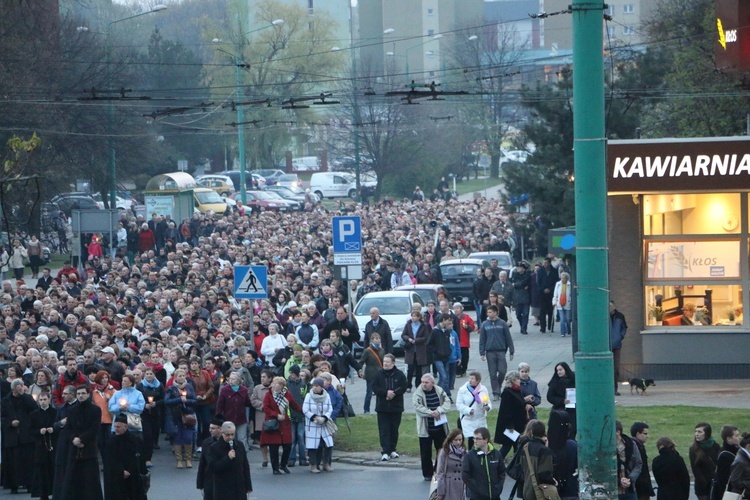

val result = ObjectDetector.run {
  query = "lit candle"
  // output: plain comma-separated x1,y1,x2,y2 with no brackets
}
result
481,394,489,403
118,398,128,406
180,390,187,397
147,396,154,403
32,393,38,401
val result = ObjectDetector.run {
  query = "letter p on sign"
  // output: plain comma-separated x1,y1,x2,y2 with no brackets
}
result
339,220,355,240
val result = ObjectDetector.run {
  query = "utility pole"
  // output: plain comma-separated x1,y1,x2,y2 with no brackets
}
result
571,0,617,497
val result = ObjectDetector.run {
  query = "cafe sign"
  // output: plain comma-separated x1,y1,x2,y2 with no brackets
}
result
608,137,750,193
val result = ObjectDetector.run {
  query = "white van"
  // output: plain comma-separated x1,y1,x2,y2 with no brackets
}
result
310,172,357,199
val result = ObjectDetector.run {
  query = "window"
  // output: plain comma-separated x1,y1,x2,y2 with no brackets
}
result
623,4,634,14
606,26,616,37
623,26,635,35
643,192,747,328
427,8,434,15
427,29,434,36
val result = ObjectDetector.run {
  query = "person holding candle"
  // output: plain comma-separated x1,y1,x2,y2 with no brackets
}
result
137,367,165,467
2,379,37,494
456,372,492,450
165,368,198,469
108,373,145,434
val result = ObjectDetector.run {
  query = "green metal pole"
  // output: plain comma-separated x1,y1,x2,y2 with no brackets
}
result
571,0,617,497
235,53,247,204
107,29,116,209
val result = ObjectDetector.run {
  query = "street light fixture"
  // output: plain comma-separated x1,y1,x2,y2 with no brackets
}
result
219,19,284,204
105,5,167,208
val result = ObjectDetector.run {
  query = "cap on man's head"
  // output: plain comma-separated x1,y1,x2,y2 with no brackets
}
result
101,346,116,355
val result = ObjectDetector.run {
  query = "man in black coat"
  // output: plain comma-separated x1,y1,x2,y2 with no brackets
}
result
62,386,102,500
52,385,78,500
372,354,408,461
630,422,655,500
104,414,147,500
363,306,393,354
1,379,37,493
321,307,361,349
29,392,57,500
535,257,559,333
208,421,252,499
196,418,223,498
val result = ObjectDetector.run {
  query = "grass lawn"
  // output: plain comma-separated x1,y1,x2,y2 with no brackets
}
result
336,406,750,460
455,177,503,196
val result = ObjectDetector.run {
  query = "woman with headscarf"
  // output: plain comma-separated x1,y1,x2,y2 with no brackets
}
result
303,377,334,473
261,376,303,475
547,361,577,439
30,392,57,500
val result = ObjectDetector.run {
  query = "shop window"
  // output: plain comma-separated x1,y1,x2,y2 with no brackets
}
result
646,240,740,279
645,284,742,326
643,193,741,235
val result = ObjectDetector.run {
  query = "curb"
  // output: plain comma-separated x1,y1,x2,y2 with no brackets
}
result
334,455,421,470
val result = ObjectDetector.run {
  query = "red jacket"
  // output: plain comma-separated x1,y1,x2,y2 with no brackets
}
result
215,384,252,425
260,389,302,446
53,370,88,406
139,229,156,252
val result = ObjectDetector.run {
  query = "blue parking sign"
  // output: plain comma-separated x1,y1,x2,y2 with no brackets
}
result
234,266,268,299
332,216,362,253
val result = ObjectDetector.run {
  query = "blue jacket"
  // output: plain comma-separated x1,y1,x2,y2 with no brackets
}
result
108,386,146,431
448,330,461,364
324,385,343,422
610,310,628,350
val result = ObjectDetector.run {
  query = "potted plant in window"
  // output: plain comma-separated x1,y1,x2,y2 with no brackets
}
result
648,304,664,326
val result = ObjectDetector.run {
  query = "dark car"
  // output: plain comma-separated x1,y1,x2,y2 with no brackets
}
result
468,251,514,274
439,258,490,307
50,192,100,214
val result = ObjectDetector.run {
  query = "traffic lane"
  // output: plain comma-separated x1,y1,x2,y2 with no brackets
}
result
148,448,441,499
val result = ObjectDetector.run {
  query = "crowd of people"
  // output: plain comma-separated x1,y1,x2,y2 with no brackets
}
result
0,192,748,500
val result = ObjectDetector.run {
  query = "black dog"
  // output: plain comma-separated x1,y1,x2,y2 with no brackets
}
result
629,378,656,395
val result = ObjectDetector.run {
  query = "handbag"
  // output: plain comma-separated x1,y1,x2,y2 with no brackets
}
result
506,442,524,481
181,412,197,428
263,418,279,432
325,418,338,435
524,443,561,500
126,412,142,431
723,489,745,500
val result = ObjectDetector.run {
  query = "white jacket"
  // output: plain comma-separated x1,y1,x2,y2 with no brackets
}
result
455,382,492,439
552,280,572,311
9,246,27,269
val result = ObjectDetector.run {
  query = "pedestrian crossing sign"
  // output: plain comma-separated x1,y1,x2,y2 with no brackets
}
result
234,266,268,299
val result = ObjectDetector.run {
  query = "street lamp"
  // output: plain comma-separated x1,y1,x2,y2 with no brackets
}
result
333,27,396,192
105,5,167,208
404,34,443,82
218,19,284,204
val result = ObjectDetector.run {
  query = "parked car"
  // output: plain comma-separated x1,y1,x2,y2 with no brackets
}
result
276,173,302,189
254,169,285,185
193,188,228,215
51,192,100,213
263,185,309,204
219,170,266,190
439,258,490,307
394,284,452,307
291,156,321,171
243,190,297,212
468,251,514,274
196,174,235,196
309,171,376,200
352,290,425,355
91,193,134,210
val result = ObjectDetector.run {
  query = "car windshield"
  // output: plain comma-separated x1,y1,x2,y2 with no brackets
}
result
413,290,437,303
441,264,481,277
263,192,286,200
271,187,295,196
195,191,224,203
355,296,412,316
